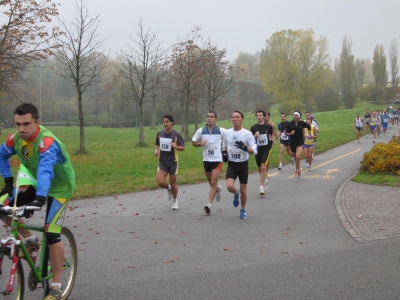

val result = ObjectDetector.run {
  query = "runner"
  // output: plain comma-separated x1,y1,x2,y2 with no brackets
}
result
285,111,311,178
364,109,371,138
250,110,274,195
381,110,389,136
263,112,278,183
303,119,316,171
277,113,294,170
223,111,257,219
354,112,364,143
369,111,379,143
388,106,394,129
192,111,225,215
154,114,185,210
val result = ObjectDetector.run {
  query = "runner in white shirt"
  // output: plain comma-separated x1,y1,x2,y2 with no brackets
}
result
354,112,364,143
223,111,257,219
192,111,226,215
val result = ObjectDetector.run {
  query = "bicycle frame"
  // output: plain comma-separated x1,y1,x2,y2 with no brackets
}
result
0,217,55,294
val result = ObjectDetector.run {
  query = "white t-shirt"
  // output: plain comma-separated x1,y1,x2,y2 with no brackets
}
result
223,128,258,162
192,126,226,162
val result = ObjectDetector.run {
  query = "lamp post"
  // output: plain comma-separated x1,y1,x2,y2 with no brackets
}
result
39,64,42,122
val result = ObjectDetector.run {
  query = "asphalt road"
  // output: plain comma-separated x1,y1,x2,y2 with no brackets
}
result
20,131,400,300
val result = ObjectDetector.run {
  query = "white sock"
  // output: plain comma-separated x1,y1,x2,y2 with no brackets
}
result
51,283,61,289
25,235,37,241
168,184,171,190
173,198,177,202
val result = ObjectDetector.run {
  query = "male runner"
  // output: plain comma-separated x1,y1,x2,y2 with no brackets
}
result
0,103,75,300
354,112,364,142
154,115,185,210
250,110,274,195
192,111,225,215
285,111,311,178
277,113,294,170
369,111,379,143
263,112,277,183
223,111,257,219
364,109,371,138
381,110,389,136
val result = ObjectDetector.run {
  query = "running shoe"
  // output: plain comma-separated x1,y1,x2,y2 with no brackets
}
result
259,187,265,195
240,209,247,219
264,178,269,191
373,140,375,143
172,200,179,210
278,163,282,171
233,189,240,207
366,135,369,138
44,286,62,300
294,170,299,178
306,163,309,168
167,187,172,201
298,168,302,178
307,165,311,171
215,186,222,202
204,204,211,215
291,157,295,165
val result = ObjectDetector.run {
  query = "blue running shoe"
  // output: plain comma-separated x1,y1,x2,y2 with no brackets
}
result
240,209,247,219
233,189,240,207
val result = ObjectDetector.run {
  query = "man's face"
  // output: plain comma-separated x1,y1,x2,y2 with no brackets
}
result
305,113,311,120
280,114,287,122
206,113,217,126
231,112,243,126
264,114,270,122
256,112,264,123
162,118,173,130
14,113,39,140
293,114,300,121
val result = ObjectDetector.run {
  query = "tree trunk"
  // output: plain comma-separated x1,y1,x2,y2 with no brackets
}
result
194,103,198,132
139,103,146,145
151,101,156,129
78,92,86,154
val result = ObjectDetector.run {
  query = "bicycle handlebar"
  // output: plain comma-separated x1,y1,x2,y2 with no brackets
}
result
0,205,42,217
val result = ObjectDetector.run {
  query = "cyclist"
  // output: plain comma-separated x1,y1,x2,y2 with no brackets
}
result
0,103,75,300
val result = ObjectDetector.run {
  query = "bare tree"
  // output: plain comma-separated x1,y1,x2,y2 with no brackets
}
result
54,0,108,154
0,0,62,93
201,39,237,112
116,18,165,146
168,27,204,139
390,39,399,87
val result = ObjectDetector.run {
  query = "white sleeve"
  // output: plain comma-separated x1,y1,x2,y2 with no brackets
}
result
247,132,258,155
192,128,202,142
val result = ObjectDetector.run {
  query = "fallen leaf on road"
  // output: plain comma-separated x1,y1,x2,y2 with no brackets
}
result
163,260,175,263
223,248,229,251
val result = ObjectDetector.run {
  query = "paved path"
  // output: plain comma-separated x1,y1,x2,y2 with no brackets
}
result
16,128,400,300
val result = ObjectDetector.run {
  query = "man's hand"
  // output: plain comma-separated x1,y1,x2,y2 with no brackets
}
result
0,177,14,198
25,196,46,209
222,150,228,162
235,141,248,152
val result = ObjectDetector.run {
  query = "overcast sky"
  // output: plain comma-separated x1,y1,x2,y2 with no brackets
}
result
57,0,400,64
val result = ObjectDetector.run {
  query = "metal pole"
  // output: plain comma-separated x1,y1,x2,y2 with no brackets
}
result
39,65,42,122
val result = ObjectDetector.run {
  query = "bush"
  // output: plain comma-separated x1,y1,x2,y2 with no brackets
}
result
361,135,400,175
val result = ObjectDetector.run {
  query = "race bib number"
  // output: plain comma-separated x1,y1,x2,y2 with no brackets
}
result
280,132,288,140
160,137,172,152
257,134,269,146
230,153,241,160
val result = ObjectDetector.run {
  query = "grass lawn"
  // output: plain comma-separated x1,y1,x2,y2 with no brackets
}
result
352,171,400,187
1,104,397,199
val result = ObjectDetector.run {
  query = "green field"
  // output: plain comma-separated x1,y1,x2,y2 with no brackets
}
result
0,104,396,199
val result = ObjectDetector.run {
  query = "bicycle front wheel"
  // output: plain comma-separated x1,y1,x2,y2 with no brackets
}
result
43,227,78,300
0,247,25,300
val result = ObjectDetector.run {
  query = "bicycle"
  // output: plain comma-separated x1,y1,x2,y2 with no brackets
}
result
0,204,77,299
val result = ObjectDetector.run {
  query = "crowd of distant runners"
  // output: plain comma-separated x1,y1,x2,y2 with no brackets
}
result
356,106,399,143
154,110,321,219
